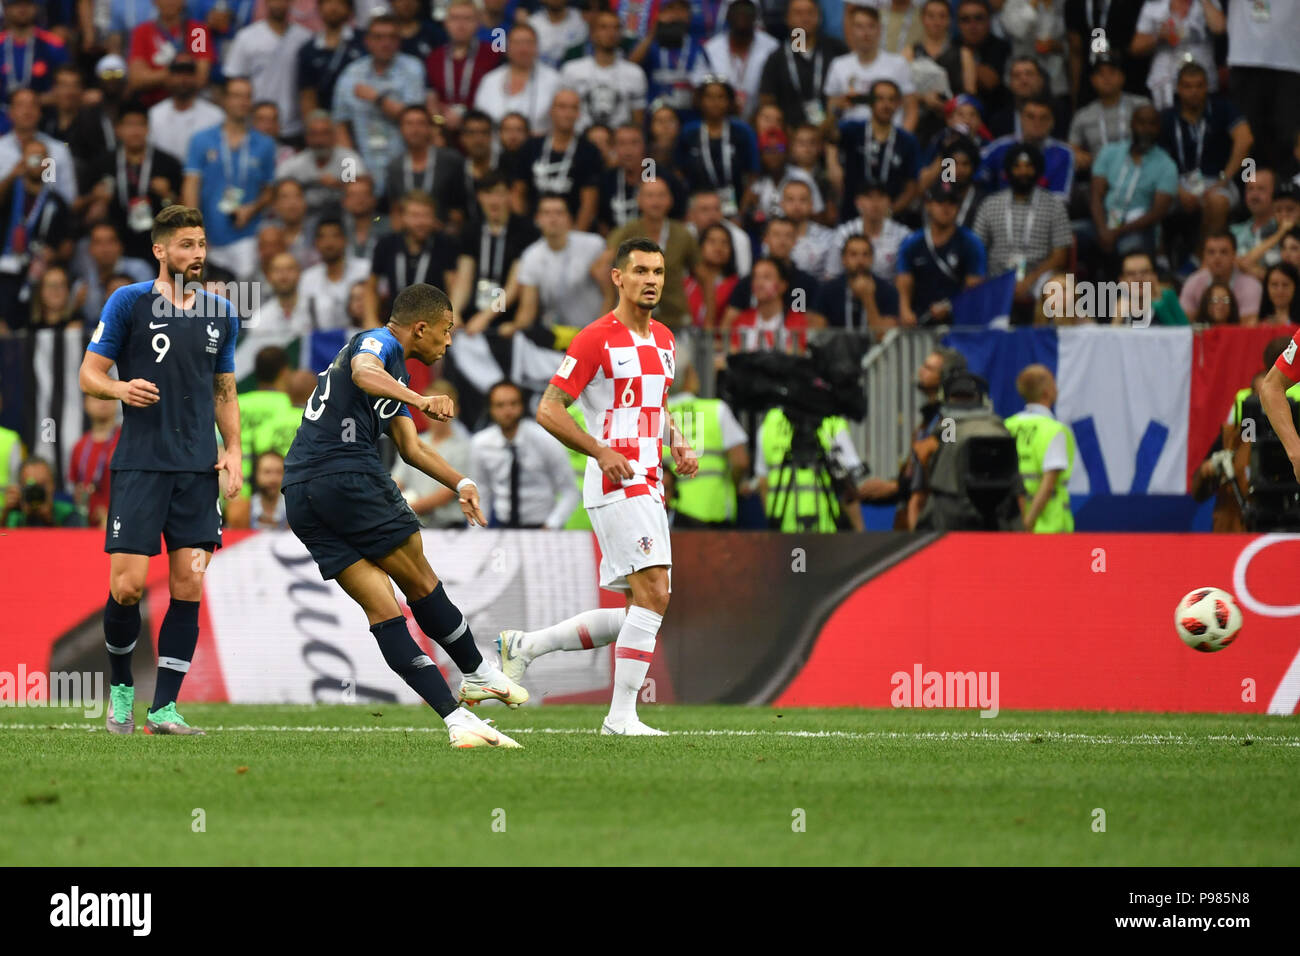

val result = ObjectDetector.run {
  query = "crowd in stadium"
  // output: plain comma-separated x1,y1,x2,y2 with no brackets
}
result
1,0,1298,533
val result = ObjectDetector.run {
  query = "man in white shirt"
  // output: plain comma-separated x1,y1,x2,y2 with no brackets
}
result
275,110,367,211
686,189,753,277
513,194,607,333
824,4,917,129
700,0,779,121
221,0,314,139
299,218,370,331
783,179,837,280
528,0,588,69
247,251,313,336
559,9,648,133
147,58,224,166
1225,0,1300,170
469,380,580,528
0,89,78,204
474,23,561,134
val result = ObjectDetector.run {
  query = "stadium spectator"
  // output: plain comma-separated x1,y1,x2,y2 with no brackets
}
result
76,222,154,323
297,0,365,117
896,183,987,326
457,172,536,332
1131,0,1225,111
104,1,161,56
252,100,296,168
512,193,606,336
469,380,580,528
509,89,602,231
530,0,588,69
1064,0,1147,105
877,0,925,55
636,0,712,119
275,109,365,211
896,345,966,526
601,124,649,233
956,0,1011,113
560,8,646,132
299,217,371,331
986,56,1052,139
42,67,107,188
1001,0,1070,109
1225,0,1300,170
684,222,740,329
1005,364,1075,533
1159,61,1252,243
87,101,184,262
701,0,778,122
28,263,81,330
973,143,1072,317
815,233,900,340
425,0,500,131
331,12,426,196
147,58,225,168
0,0,71,105
601,177,697,328
245,451,290,530
1232,168,1280,260
832,77,920,220
68,394,120,530
87,54,130,147
825,5,916,130
686,188,753,277
1117,251,1189,326
1180,231,1262,323
1084,103,1177,272
183,76,277,279
458,109,503,200
126,0,213,106
0,88,78,204
385,105,467,225
664,360,750,528
1241,183,1300,278
830,181,913,281
4,456,84,527
391,380,475,529
756,0,844,129
723,216,820,324
907,1,975,99
473,23,560,134
1193,279,1239,326
782,178,837,280
676,77,758,219
647,102,683,183
390,0,445,64
729,257,816,354
248,251,311,334
0,137,74,330
222,0,312,140
979,94,1074,199
1067,51,1152,176
340,174,385,260
1259,263,1300,327
745,127,824,227
367,189,466,328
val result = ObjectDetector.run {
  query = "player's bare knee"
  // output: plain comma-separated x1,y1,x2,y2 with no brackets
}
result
111,576,145,605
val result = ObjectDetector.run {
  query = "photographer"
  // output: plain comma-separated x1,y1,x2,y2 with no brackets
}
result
3,458,86,528
910,368,1023,531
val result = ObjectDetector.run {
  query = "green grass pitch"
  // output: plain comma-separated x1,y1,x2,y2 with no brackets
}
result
1,705,1296,866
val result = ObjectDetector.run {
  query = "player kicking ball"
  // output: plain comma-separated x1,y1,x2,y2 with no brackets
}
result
281,283,527,749
79,205,243,736
499,237,698,736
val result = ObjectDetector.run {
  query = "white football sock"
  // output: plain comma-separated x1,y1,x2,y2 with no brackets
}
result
607,606,660,724
464,660,497,683
521,607,627,660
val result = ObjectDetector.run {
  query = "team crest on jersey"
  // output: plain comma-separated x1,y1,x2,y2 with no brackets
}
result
360,336,383,356
660,349,674,376
1285,339,1298,365
636,535,653,555
205,322,220,353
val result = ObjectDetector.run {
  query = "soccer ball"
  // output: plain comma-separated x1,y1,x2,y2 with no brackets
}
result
1174,587,1243,652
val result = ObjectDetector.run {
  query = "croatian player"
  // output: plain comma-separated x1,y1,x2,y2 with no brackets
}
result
78,205,243,736
1260,332,1300,483
498,237,698,736
281,283,528,749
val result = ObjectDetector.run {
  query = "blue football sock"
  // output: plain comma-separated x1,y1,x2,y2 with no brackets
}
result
104,595,141,688
151,598,200,711
371,617,458,718
409,583,485,676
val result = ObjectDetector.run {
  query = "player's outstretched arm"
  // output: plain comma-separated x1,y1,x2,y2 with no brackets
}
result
214,372,242,499
350,353,439,410
390,417,487,526
537,385,635,481
1260,366,1300,483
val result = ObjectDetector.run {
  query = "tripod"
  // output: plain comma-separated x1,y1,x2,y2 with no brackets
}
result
766,412,848,531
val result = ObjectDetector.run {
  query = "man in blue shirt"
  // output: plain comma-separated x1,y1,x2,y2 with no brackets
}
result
282,283,527,749
0,0,70,103
896,181,987,325
78,204,242,737
979,94,1075,200
836,78,921,220
182,75,277,279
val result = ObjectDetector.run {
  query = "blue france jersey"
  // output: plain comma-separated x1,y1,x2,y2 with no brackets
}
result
86,281,238,473
282,328,413,488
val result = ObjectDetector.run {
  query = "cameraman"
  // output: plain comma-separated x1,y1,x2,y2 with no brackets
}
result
4,457,86,528
909,368,1023,530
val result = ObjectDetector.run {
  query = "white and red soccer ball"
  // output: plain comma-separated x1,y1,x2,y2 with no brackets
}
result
1174,587,1243,653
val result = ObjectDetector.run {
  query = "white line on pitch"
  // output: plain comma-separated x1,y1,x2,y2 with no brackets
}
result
0,723,1297,746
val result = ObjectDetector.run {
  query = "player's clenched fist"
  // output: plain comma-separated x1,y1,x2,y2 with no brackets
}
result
117,378,160,407
672,442,699,478
416,393,454,421
595,446,635,482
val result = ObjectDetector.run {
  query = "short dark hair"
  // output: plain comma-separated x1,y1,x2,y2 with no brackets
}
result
461,109,493,129
754,256,790,286
1177,61,1209,84
1019,92,1054,115
487,380,525,404
255,346,289,385
253,99,278,115
765,214,796,233
402,189,438,215
151,205,204,246
314,216,345,238
390,283,452,327
614,236,664,271
400,104,432,124
536,192,570,212
842,233,873,257
272,177,304,199
1203,229,1237,252
475,171,508,192
869,78,901,101
117,99,150,123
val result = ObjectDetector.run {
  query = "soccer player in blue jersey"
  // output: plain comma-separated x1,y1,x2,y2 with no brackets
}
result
282,282,528,749
78,205,243,737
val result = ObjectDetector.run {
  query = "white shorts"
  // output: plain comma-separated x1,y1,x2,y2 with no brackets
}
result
588,495,672,593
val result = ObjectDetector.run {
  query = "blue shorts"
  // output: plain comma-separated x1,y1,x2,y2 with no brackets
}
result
106,470,222,556
283,471,421,580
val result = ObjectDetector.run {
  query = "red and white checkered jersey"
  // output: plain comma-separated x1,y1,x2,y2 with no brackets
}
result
1276,331,1300,382
549,312,677,508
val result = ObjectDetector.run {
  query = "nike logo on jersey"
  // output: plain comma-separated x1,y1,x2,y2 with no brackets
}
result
149,322,168,329
617,358,631,366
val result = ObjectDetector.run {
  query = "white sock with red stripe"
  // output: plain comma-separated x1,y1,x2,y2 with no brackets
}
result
608,606,660,723
519,608,626,659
